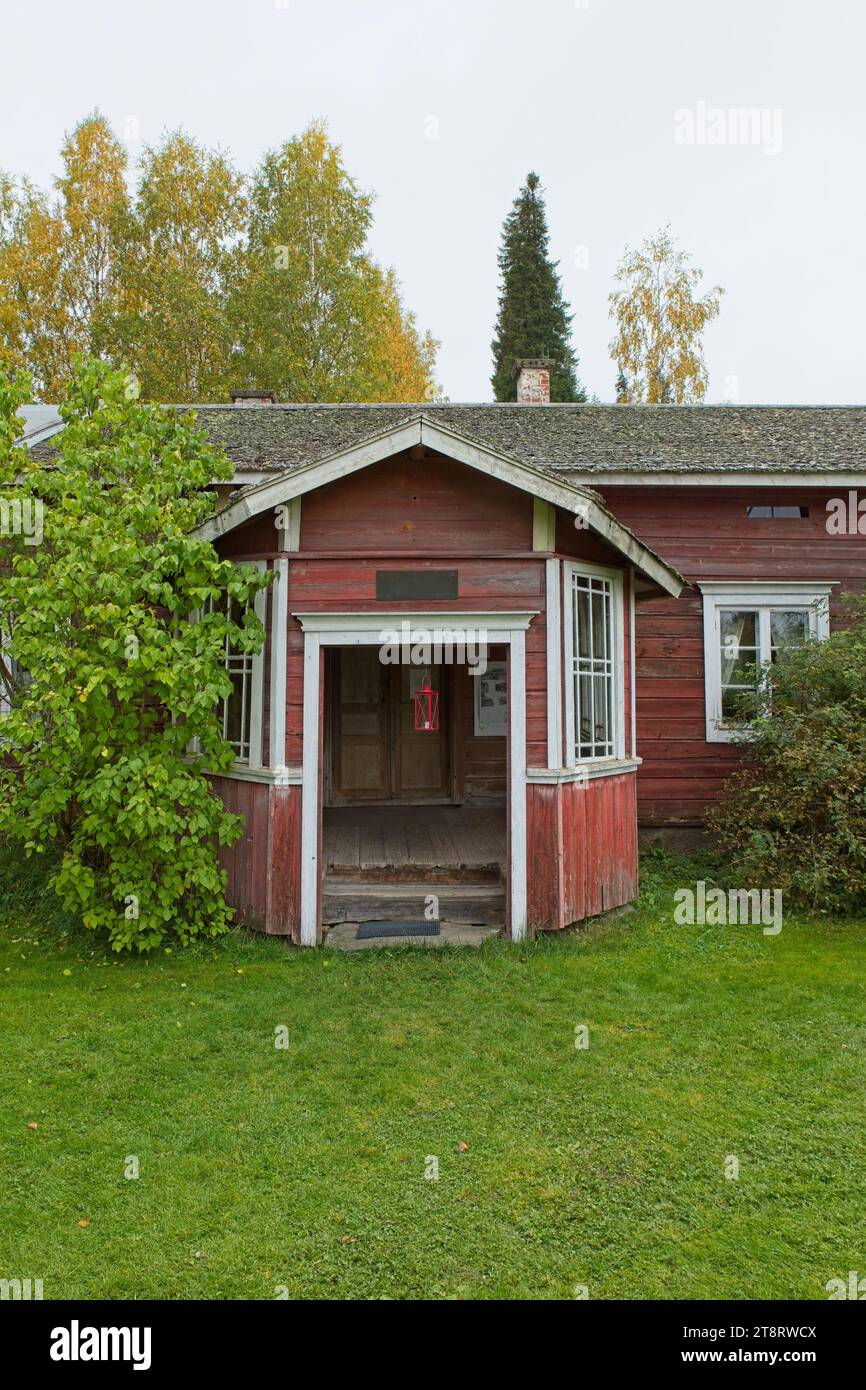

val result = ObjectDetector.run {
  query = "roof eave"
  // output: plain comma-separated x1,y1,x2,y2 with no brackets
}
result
194,413,684,599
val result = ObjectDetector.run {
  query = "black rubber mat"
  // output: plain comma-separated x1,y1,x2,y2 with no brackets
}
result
355,920,441,940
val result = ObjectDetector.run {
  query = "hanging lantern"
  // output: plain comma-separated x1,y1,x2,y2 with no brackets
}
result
413,679,440,732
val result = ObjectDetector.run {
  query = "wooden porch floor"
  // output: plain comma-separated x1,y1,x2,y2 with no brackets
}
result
323,806,506,873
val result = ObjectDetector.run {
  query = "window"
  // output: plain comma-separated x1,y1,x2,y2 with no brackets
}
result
563,562,625,762
0,633,29,716
699,582,833,742
746,505,809,519
203,564,267,766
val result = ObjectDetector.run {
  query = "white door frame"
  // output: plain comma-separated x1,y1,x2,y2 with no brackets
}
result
294,611,537,946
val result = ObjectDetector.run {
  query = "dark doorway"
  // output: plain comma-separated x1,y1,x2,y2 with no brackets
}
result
326,648,452,804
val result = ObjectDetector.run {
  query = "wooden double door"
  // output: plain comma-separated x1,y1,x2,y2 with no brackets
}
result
328,648,451,804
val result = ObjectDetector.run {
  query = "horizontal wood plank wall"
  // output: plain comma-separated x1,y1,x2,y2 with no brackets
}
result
301,450,533,552
212,452,648,936
527,772,638,930
598,486,866,825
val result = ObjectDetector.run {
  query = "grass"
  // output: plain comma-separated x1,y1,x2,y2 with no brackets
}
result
1,847,864,1301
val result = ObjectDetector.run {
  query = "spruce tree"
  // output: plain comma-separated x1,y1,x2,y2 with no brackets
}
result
491,172,585,402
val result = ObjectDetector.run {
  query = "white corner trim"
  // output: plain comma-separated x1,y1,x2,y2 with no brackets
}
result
629,565,637,759
300,632,322,947
269,558,289,772
699,580,836,743
508,627,528,942
545,559,562,768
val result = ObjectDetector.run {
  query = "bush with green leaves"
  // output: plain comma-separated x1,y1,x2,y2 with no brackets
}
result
0,357,270,950
708,595,866,913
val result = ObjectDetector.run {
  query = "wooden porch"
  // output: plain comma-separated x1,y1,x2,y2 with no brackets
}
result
323,805,506,875
322,806,507,927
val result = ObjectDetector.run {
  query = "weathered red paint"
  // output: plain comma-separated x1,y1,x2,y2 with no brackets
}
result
599,486,866,826
213,448,645,938
527,773,638,931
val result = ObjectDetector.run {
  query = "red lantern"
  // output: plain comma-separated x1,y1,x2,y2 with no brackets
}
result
413,680,440,732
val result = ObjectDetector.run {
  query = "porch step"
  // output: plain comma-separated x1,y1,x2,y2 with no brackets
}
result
322,876,506,926
326,863,503,885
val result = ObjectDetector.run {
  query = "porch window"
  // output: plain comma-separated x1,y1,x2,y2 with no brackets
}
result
204,564,267,766
0,632,29,716
699,582,833,742
563,562,625,762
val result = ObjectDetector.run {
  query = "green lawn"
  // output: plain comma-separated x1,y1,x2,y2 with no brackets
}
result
1,850,864,1301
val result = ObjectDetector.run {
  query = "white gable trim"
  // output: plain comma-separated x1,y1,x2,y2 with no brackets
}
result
195,415,683,598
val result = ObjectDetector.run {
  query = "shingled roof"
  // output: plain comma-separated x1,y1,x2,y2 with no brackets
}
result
24,401,866,476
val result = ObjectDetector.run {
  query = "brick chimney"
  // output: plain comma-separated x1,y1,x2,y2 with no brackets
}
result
513,357,554,404
230,389,276,406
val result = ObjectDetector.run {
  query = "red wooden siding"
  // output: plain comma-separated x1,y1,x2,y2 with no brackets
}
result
212,446,650,938
302,450,534,553
527,772,638,930
283,557,549,767
210,774,302,940
599,486,866,824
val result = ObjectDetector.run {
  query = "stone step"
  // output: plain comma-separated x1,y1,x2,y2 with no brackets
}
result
322,877,506,926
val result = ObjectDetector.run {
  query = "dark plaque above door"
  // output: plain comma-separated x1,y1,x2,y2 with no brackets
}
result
376,569,458,601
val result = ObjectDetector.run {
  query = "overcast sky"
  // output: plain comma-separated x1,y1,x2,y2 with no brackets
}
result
3,0,864,403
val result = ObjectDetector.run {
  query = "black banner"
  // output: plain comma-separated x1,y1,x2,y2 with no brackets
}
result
3,1298,860,1374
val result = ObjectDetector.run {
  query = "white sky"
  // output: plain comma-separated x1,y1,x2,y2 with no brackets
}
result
3,0,864,403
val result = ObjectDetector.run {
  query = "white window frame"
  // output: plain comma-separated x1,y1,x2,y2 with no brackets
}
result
699,581,834,743
0,642,14,717
195,561,268,769
562,561,626,765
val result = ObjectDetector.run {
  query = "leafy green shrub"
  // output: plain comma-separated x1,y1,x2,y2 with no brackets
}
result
0,358,270,950
708,594,866,913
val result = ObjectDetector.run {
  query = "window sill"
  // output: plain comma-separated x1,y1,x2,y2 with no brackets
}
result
706,723,757,745
210,762,303,786
527,757,641,784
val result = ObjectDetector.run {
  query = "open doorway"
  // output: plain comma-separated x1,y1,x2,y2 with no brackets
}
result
326,647,453,804
296,612,531,946
322,648,507,930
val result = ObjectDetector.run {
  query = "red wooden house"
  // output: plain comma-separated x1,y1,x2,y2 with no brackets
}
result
25,368,866,943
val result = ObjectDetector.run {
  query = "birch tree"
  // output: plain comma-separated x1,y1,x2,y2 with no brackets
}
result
609,227,723,404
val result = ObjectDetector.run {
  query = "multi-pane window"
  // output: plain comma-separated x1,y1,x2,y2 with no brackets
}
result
719,608,810,719
564,565,623,762
218,593,256,762
204,565,266,766
701,583,832,742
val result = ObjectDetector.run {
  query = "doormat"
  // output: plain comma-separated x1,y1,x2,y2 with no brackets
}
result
355,920,441,940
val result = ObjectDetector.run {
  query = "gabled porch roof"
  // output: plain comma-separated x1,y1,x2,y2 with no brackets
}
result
195,414,684,598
